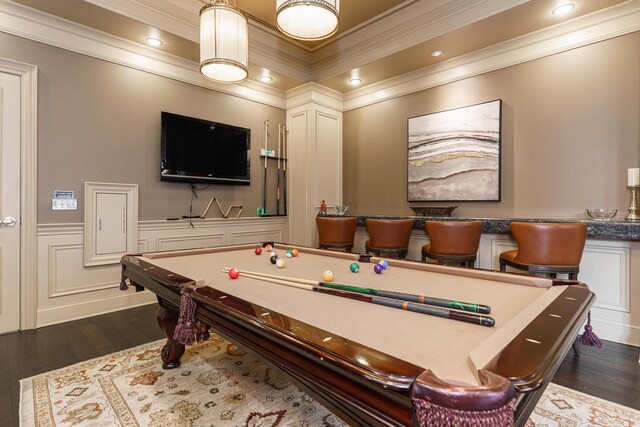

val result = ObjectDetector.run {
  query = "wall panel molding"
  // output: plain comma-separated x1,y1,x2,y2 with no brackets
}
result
36,217,288,326
156,233,226,252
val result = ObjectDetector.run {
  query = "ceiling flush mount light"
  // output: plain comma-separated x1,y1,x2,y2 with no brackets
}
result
348,78,361,85
552,3,575,16
430,50,443,57
145,37,163,47
259,75,273,83
200,0,248,83
276,0,340,41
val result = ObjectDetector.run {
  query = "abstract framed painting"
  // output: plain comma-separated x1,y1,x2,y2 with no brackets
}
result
407,99,502,202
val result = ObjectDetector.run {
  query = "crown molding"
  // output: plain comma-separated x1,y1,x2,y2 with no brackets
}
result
248,22,313,82
343,1,640,111
286,82,344,112
311,0,528,80
84,0,200,41
0,0,287,108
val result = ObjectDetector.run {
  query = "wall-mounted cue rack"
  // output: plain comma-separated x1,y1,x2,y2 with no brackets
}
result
260,120,287,216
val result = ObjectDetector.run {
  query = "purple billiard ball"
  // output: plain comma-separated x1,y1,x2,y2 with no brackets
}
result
374,264,384,274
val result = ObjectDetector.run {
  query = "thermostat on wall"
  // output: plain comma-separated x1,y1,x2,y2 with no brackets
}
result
52,190,78,210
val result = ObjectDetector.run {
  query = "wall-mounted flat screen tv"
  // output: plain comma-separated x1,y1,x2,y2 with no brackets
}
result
160,111,250,185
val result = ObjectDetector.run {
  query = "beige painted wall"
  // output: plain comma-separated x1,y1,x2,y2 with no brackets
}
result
0,33,285,222
343,32,640,220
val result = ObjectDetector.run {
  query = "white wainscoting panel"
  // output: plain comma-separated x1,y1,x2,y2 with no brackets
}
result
36,217,288,327
156,233,227,252
579,242,630,312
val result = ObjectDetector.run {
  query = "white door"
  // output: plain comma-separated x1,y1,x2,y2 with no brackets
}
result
0,71,21,333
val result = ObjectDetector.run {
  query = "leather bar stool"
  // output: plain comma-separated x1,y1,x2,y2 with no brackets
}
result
421,221,483,267
365,219,414,259
499,222,587,280
316,216,358,252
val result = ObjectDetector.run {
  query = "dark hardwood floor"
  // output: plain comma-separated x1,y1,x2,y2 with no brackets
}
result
1,303,639,426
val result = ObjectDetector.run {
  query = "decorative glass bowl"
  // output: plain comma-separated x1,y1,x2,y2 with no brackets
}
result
586,209,618,220
334,205,349,215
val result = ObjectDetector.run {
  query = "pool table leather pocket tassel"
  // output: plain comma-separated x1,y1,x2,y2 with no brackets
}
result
576,311,603,348
173,291,197,345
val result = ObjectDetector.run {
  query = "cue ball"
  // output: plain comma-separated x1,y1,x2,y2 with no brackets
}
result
378,259,389,270
255,247,262,255
374,264,384,274
349,262,360,273
276,258,285,268
228,268,240,279
286,250,293,258
322,270,334,282
270,254,278,264
265,244,272,252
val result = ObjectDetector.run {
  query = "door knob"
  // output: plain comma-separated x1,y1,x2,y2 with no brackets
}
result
1,216,17,227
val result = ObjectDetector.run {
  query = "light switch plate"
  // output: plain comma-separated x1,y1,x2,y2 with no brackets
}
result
52,198,78,210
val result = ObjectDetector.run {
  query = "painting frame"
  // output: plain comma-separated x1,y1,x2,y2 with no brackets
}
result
407,99,502,202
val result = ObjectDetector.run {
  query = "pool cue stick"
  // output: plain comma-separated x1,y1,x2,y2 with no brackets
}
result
222,269,494,327
282,126,287,215
262,120,269,214
223,268,494,327
276,124,281,215
223,268,490,315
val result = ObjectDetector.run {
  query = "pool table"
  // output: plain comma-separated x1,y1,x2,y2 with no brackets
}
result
120,243,594,427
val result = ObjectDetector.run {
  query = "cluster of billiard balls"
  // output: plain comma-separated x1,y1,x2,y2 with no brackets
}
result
254,244,299,269
228,245,390,282
321,259,388,283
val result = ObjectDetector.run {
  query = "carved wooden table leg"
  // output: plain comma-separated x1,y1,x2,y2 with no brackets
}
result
157,305,185,369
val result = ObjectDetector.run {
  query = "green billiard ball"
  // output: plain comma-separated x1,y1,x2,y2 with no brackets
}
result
349,262,360,273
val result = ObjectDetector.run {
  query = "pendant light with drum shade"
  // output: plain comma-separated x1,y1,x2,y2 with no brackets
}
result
275,0,340,41
199,0,248,83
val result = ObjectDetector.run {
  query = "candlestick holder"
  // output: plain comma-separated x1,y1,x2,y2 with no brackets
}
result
626,185,640,221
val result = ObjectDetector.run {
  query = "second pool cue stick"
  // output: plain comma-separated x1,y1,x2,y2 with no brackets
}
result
276,124,281,215
263,119,269,215
223,268,494,327
282,125,287,215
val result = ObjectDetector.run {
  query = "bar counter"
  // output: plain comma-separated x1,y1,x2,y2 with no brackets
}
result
328,214,640,241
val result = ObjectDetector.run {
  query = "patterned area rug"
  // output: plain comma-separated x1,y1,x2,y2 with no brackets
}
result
20,336,640,427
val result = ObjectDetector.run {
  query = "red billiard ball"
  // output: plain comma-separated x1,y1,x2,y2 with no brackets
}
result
228,268,240,279
292,248,299,257
255,247,262,255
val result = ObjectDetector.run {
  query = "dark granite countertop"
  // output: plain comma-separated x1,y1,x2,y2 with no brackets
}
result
323,214,640,241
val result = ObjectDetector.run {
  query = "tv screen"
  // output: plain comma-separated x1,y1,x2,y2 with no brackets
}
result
160,112,250,185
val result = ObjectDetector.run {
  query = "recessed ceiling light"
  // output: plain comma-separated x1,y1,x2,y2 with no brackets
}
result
349,78,362,85
552,3,575,16
145,37,163,47
430,50,443,57
259,75,273,83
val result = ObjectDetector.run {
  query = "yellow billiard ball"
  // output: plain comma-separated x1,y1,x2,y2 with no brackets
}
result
322,270,334,282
